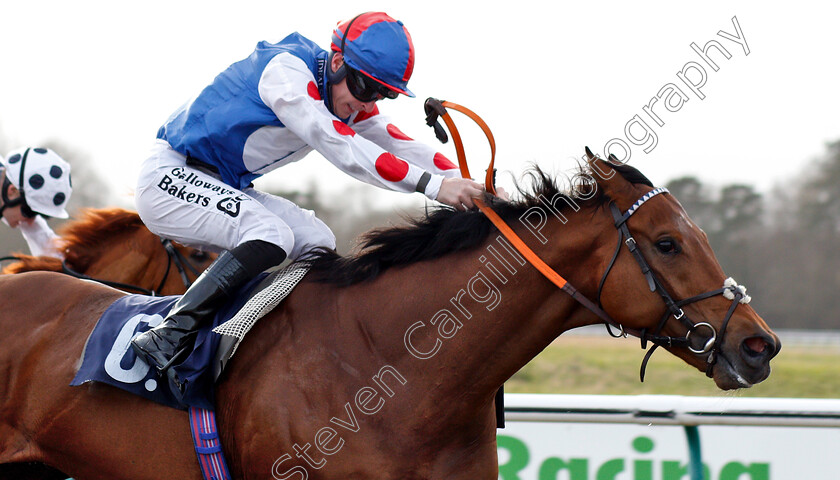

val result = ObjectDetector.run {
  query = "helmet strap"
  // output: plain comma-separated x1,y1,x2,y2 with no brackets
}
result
0,172,24,218
330,12,363,83
324,51,345,116
0,148,31,218
18,148,29,194
326,51,347,84
326,13,367,116
326,13,365,116
340,13,363,53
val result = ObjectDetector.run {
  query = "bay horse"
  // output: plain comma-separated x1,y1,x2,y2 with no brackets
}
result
0,154,780,479
1,207,216,296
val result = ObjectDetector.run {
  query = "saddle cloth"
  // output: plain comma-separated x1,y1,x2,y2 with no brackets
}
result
71,263,309,410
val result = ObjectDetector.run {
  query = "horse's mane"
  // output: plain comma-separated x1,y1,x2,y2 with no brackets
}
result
1,255,63,274
59,208,148,270
308,162,653,285
2,208,146,274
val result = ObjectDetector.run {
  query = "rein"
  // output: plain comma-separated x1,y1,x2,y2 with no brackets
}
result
61,238,200,295
2,238,201,296
424,98,751,381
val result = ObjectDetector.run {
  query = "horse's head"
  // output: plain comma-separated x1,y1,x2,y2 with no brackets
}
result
583,148,780,390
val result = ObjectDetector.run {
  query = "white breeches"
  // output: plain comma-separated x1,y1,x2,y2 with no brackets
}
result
136,141,335,260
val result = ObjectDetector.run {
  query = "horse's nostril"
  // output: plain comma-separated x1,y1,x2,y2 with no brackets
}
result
744,337,769,355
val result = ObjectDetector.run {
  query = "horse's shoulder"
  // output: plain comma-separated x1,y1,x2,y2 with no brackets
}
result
1,270,123,300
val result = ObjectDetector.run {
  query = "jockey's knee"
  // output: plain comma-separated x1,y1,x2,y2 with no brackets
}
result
310,219,337,250
241,222,295,259
292,224,337,260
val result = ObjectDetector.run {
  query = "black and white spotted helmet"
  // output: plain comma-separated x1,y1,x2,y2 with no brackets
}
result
0,147,72,218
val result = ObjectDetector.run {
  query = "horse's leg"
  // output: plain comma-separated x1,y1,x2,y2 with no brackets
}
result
0,462,68,480
0,273,201,480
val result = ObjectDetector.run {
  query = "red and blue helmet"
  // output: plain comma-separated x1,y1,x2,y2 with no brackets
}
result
331,12,416,97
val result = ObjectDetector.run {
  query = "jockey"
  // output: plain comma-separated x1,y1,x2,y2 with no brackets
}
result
131,12,487,389
0,147,72,259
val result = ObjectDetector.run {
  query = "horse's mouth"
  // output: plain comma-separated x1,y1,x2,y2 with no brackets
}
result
712,353,753,389
711,350,775,390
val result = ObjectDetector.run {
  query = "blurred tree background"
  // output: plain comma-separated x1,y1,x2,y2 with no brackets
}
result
2,126,839,331
665,139,840,330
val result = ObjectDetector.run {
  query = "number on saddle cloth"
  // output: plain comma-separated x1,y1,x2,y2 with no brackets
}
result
71,263,308,410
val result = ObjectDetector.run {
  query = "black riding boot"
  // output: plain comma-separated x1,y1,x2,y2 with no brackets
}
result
130,240,286,381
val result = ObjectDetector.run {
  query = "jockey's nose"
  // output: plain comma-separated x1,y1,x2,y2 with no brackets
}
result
360,101,377,113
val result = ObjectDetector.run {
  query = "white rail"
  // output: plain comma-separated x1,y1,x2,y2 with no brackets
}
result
564,326,840,347
504,393,840,427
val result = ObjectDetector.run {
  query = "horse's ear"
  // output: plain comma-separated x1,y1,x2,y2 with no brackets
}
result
584,147,634,200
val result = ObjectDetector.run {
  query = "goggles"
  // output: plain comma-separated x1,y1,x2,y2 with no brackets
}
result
345,67,399,102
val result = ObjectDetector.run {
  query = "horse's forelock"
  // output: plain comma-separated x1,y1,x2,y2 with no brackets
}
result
606,162,654,188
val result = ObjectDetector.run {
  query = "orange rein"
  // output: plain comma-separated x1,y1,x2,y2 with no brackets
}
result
425,99,567,291
423,98,620,329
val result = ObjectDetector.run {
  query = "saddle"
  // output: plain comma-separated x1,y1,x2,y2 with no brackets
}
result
71,263,310,410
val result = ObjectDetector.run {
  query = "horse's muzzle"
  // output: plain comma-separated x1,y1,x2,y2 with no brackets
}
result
740,333,781,369
716,332,781,388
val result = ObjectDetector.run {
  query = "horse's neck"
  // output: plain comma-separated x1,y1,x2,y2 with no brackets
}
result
356,215,607,424
84,232,160,285
223,212,611,464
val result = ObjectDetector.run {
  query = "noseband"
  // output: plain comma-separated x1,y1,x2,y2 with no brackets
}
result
595,187,751,380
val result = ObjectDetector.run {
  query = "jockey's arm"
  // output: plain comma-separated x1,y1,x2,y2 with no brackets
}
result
258,54,483,206
351,112,490,210
18,215,64,259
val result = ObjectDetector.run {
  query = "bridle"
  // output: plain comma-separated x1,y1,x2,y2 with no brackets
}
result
423,98,751,381
595,188,751,380
0,237,203,296
60,238,203,296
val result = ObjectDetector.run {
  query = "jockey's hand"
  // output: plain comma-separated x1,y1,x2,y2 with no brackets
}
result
495,186,510,201
437,177,485,211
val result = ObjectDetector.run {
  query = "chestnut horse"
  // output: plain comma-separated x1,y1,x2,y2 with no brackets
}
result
1,207,215,296
0,155,780,479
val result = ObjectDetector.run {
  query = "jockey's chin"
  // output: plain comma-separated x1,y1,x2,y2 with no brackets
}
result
330,80,377,119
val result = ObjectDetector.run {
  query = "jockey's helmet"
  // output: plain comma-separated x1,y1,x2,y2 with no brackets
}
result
330,12,415,98
0,147,72,219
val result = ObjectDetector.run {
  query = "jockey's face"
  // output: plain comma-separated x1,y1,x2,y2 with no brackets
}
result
0,171,32,228
329,53,378,119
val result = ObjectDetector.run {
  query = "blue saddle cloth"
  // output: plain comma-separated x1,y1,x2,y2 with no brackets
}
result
71,275,265,410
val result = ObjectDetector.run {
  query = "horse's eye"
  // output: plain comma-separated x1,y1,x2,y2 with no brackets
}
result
656,238,680,254
190,251,210,262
